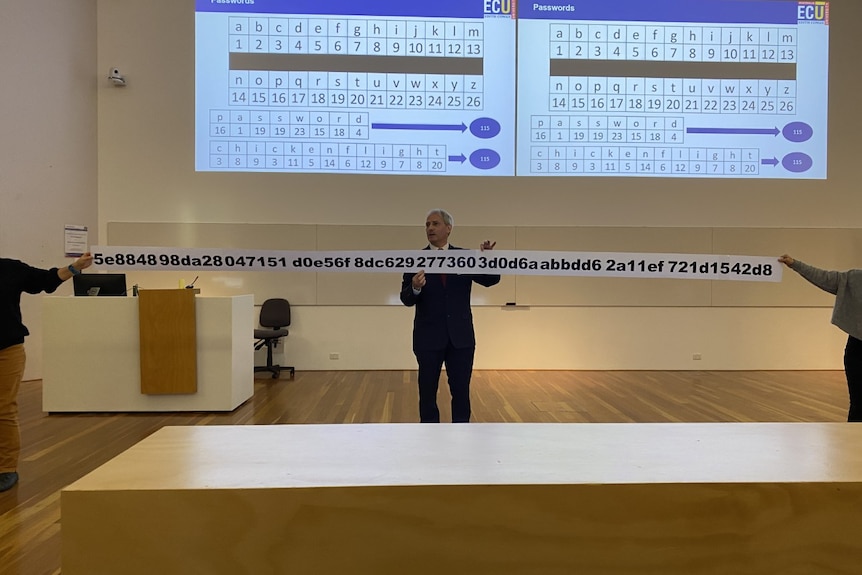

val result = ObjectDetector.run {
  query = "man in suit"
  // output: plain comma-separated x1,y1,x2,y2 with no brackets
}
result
400,209,500,423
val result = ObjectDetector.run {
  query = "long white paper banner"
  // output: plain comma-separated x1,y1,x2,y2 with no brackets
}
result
91,246,782,282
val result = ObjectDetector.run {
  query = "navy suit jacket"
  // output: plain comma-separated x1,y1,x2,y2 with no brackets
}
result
400,245,500,351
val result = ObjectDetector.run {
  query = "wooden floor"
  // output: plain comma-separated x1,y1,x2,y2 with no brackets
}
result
0,369,849,575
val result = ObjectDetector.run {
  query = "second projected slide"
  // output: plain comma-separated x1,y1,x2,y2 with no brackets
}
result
196,0,515,176
517,0,829,178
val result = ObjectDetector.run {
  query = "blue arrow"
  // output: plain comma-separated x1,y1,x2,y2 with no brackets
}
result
687,127,780,136
448,154,466,163
761,157,779,166
372,122,468,132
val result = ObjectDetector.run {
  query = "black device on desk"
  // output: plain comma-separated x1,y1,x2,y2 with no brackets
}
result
73,273,128,296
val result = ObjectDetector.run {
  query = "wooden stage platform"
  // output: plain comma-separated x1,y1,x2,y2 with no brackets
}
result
62,423,862,574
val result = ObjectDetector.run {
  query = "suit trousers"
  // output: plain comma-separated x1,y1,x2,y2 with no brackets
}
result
415,342,475,423
844,335,862,422
0,344,25,472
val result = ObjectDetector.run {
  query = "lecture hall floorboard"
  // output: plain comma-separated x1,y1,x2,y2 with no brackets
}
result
0,369,848,575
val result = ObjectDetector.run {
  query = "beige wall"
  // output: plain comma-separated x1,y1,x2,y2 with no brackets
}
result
97,0,859,232
1,1,98,379
93,0,860,370
6,1,858,375
106,222,850,370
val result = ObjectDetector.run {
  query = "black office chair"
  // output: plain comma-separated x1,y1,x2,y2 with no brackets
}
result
254,298,295,379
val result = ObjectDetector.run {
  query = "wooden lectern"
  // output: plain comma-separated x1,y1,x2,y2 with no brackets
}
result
137,289,197,394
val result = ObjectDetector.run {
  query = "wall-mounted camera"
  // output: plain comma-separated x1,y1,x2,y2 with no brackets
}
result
108,68,126,86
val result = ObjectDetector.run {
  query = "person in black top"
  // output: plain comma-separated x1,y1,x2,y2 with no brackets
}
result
0,252,93,492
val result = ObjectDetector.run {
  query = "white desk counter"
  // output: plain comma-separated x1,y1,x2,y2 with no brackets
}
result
42,295,253,412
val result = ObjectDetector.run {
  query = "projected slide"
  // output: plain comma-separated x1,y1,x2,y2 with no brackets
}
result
195,0,516,175
517,0,830,178
196,1,829,179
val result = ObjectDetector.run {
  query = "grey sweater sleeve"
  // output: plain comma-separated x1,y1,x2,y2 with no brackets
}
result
789,260,842,295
